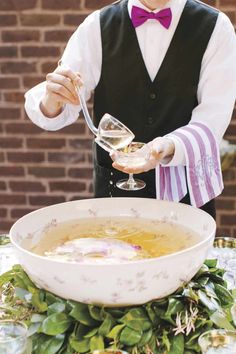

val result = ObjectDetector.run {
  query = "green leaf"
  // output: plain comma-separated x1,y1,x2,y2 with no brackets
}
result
120,326,142,346
83,328,98,338
27,322,41,337
106,324,125,339
166,298,184,316
204,259,217,268
90,335,104,351
88,305,104,321
198,290,220,312
31,314,47,323
210,310,235,330
32,289,48,313
214,284,234,306
69,335,90,353
41,313,72,335
98,313,115,336
47,302,66,316
36,334,65,354
138,329,153,347
69,302,98,326
168,334,184,354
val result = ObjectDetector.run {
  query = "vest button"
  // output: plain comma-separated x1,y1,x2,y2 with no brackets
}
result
147,117,154,125
149,93,157,100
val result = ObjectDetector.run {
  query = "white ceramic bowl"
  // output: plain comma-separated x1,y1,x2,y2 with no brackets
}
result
10,198,216,306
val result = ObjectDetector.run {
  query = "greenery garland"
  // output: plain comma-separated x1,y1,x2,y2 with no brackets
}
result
0,260,235,354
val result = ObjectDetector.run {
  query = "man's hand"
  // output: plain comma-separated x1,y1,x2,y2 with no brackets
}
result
111,137,175,174
40,66,83,118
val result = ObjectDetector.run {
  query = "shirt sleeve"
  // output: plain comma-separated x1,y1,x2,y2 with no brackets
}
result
24,10,102,131
162,11,236,167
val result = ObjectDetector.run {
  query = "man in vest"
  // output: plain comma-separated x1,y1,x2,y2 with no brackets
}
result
25,0,236,219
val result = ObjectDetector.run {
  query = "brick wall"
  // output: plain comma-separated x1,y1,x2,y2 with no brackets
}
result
0,0,235,235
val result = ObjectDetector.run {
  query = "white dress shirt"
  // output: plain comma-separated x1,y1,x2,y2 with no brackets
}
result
25,0,236,166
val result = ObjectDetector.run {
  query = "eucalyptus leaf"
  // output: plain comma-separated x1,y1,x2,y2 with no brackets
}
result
47,302,66,315
88,305,104,321
35,334,65,354
210,310,235,330
138,328,153,347
90,335,104,351
214,283,234,306
69,302,98,326
69,335,90,353
98,313,115,336
168,334,184,354
120,326,142,346
198,290,220,312
106,324,125,339
31,314,47,323
41,313,72,335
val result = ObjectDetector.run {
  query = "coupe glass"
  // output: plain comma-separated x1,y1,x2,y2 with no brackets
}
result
0,321,28,354
95,114,135,153
115,142,150,191
198,329,236,354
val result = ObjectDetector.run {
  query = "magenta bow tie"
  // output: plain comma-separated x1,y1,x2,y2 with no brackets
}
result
131,6,172,29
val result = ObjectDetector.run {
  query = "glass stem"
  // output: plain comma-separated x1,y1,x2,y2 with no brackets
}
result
127,173,136,188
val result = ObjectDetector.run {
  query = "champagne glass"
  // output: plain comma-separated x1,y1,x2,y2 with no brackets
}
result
115,142,150,191
198,329,236,354
0,321,28,354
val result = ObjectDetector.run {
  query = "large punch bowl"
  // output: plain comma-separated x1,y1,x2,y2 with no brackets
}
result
10,198,216,306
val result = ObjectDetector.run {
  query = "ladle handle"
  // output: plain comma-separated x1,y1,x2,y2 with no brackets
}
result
75,85,98,136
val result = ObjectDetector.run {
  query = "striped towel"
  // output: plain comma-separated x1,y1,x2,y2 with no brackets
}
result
155,122,224,208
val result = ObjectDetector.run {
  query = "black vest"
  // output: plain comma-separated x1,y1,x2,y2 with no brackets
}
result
93,0,219,209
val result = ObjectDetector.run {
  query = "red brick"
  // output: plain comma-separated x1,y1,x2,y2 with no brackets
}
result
85,0,111,9
4,92,25,103
0,46,17,58
2,30,40,42
0,138,23,149
215,198,235,210
0,15,17,26
5,123,43,134
204,0,216,5
26,138,66,149
0,166,24,177
23,76,45,89
68,168,93,179
217,227,232,237
7,152,45,163
0,108,20,120
0,182,6,191
44,30,74,42
64,14,88,26
0,209,7,218
61,122,86,135
0,153,5,163
0,221,14,233
48,152,86,163
20,14,60,26
0,0,37,11
69,138,92,150
28,167,65,178
223,184,236,197
41,61,58,74
0,77,20,89
21,46,60,58
50,181,86,192
11,208,36,219
0,195,26,205
29,195,65,206
9,181,46,192
1,62,36,74
42,0,81,10
220,0,236,5
220,214,236,226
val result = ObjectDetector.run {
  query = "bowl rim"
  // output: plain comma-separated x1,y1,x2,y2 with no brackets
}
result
9,198,216,267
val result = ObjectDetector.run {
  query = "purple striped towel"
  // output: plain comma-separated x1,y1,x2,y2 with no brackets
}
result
155,122,224,208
